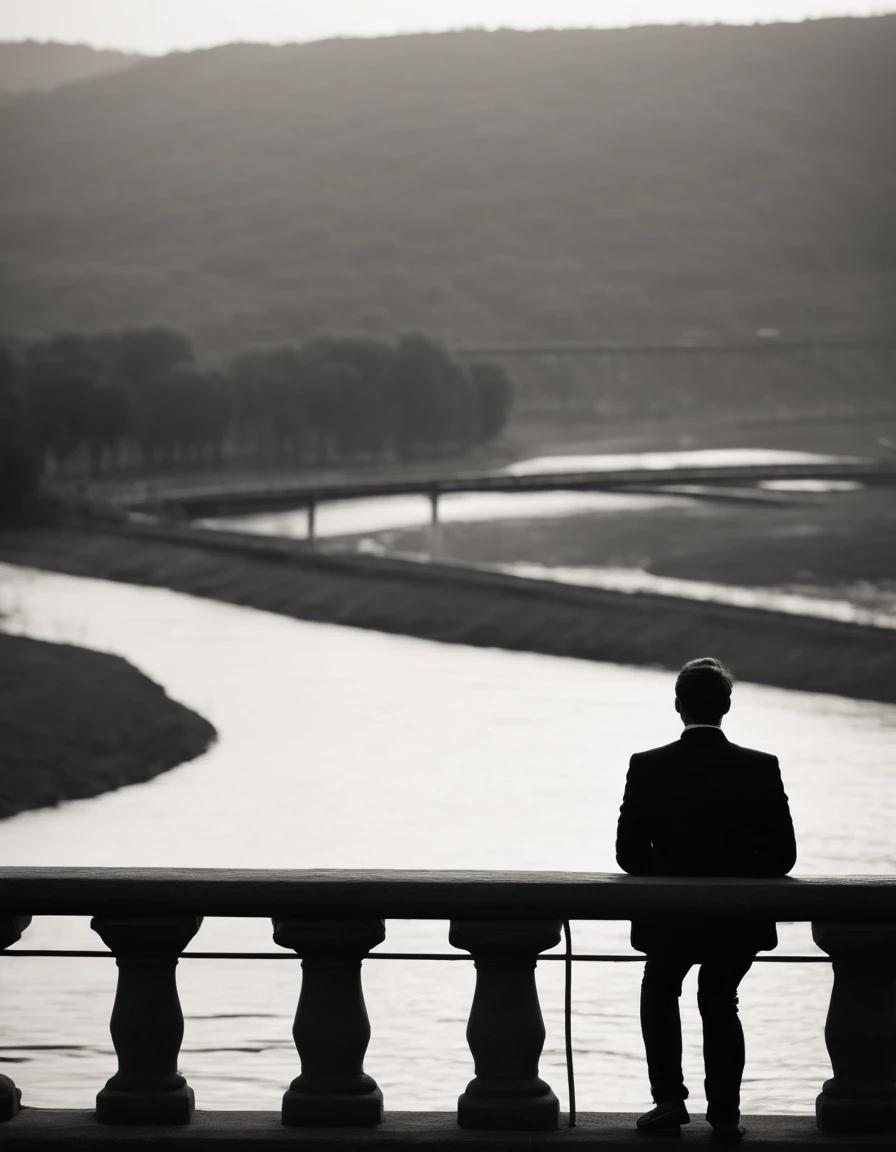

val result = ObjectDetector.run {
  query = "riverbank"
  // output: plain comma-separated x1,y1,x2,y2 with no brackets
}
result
0,632,216,820
2,524,896,706
361,485,896,613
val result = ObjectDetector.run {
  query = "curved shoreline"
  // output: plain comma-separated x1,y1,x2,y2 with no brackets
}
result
1,522,896,708
0,632,216,820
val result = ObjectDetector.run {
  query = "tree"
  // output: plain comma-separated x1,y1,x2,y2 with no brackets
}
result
468,361,515,443
113,327,195,392
136,363,229,465
203,369,232,465
303,336,395,459
24,335,101,471
87,381,133,474
0,346,41,520
227,345,309,461
391,335,477,457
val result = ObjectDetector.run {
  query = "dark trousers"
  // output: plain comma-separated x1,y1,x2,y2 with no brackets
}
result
640,952,754,1124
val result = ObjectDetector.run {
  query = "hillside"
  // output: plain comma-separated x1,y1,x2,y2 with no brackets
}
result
0,41,141,96
0,19,894,354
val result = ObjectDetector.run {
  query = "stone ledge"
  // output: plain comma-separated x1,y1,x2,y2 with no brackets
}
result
2,1112,894,1150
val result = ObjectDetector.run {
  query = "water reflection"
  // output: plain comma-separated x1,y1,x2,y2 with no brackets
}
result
502,448,854,476
478,560,896,630
199,490,690,541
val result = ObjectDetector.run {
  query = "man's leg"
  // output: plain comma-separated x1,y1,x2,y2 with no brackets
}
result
640,955,693,1113
696,954,754,1128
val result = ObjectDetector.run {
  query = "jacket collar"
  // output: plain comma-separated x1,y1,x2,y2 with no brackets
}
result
680,725,727,740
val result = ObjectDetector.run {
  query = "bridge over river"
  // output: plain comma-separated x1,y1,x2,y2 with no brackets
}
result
116,458,896,532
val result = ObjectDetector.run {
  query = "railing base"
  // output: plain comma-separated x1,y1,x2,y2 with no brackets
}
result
96,1085,195,1126
282,1087,384,1127
3,1111,895,1149
817,1093,896,1135
457,1087,560,1131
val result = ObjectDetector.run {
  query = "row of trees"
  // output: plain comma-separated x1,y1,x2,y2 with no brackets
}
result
0,327,515,515
0,348,41,520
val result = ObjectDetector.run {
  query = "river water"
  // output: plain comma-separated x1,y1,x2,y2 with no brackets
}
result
1,562,895,1118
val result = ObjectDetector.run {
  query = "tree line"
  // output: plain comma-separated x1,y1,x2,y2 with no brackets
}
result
0,327,514,519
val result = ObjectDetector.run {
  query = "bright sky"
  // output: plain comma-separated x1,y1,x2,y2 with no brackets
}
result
1,0,892,53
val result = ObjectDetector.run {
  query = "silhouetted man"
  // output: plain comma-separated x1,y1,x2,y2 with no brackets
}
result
616,657,796,1143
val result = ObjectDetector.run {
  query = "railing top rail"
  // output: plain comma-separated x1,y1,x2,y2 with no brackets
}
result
2,868,895,920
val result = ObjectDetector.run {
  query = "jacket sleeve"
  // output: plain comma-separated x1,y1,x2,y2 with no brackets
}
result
616,755,655,875
755,756,797,876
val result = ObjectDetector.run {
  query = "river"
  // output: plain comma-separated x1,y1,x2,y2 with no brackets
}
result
1,562,895,1117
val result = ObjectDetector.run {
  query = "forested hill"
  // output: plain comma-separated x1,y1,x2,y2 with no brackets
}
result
0,42,142,96
1,18,894,352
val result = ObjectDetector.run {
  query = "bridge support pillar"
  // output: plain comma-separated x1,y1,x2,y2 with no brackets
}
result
0,917,31,1121
273,917,386,1126
812,921,896,1133
449,919,562,1130
91,916,202,1124
428,489,443,557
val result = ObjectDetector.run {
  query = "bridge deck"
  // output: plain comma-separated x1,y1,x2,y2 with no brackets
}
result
114,460,896,516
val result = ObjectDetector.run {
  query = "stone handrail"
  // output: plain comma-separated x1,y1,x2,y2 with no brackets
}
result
3,867,896,919
1,869,895,1139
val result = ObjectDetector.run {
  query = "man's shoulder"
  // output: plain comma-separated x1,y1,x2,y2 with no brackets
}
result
631,741,682,765
631,739,779,767
725,741,779,767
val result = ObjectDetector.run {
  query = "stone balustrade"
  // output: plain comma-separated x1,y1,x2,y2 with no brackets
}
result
0,868,895,1144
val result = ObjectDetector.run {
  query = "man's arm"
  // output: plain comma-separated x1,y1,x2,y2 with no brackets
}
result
755,756,797,876
616,755,654,875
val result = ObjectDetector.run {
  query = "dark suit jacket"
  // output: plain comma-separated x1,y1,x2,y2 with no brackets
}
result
615,727,797,957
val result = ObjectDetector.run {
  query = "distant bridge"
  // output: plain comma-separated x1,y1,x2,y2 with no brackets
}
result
447,336,896,357
119,459,896,535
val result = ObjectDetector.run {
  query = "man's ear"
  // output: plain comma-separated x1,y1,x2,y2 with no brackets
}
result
722,698,731,715
674,697,681,715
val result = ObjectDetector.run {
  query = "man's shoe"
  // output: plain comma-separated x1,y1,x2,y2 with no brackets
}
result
711,1121,746,1142
636,1100,690,1134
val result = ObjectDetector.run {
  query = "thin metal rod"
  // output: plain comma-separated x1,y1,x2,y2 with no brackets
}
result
0,950,832,962
563,920,576,1128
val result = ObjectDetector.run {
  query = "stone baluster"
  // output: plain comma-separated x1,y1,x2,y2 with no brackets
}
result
91,916,202,1124
812,922,896,1133
273,918,385,1126
449,919,562,1130
0,916,32,1121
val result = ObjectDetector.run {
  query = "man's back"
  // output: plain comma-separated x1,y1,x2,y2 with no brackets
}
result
617,727,797,880
616,726,796,956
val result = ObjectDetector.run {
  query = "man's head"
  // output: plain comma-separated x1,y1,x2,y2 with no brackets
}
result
674,657,733,725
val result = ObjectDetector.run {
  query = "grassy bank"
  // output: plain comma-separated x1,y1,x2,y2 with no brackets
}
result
0,632,216,820
1,524,895,708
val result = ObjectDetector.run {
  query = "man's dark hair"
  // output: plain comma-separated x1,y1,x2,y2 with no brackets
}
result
675,657,733,723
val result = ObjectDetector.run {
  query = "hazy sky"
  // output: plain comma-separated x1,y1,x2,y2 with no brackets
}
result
1,0,892,53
